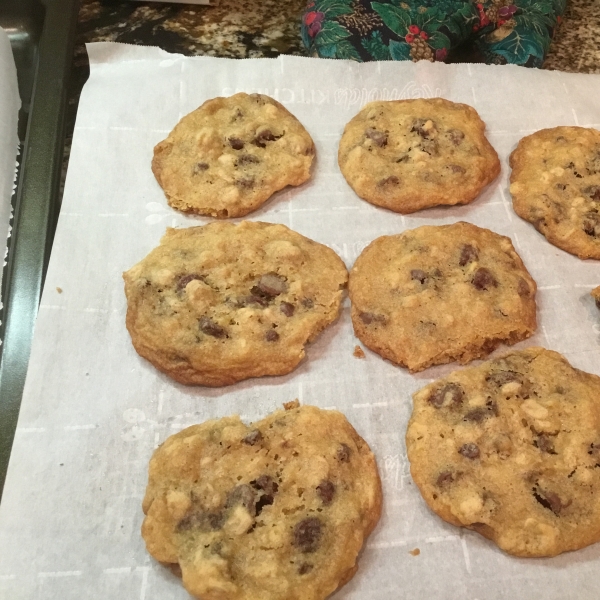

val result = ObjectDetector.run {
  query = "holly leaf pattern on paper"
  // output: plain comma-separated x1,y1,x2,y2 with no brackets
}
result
317,43,338,58
318,0,354,18
336,39,363,61
389,39,412,61
489,29,546,64
371,2,412,37
315,20,351,46
444,3,480,39
427,31,452,51
303,0,566,66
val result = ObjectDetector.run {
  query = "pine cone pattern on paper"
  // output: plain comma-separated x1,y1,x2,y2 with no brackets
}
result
409,36,434,62
301,0,567,67
485,6,499,22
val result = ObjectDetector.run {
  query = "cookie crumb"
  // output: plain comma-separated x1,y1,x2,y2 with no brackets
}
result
284,399,300,411
409,548,420,556
353,345,366,359
56,287,62,294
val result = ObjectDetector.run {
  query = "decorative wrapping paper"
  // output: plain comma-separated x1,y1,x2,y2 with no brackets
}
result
0,27,20,308
301,0,567,67
0,43,599,599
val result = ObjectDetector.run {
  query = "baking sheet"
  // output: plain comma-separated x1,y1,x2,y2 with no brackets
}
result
0,42,600,599
0,27,20,309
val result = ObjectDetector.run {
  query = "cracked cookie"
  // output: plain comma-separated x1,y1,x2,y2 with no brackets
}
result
510,126,600,259
152,93,315,218
337,98,500,214
141,401,382,600
406,347,600,557
123,222,348,386
348,222,537,372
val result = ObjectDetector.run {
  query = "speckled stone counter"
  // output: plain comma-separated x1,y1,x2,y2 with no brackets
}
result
544,0,600,72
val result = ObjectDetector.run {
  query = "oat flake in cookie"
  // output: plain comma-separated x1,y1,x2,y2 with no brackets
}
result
337,98,500,214
152,93,315,218
406,347,600,557
123,222,348,386
141,402,382,600
510,126,600,259
349,222,537,372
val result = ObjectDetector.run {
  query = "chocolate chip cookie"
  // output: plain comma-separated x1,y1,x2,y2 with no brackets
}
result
406,347,600,557
152,93,315,218
337,98,500,214
141,401,382,600
510,127,600,259
123,222,348,386
349,222,537,372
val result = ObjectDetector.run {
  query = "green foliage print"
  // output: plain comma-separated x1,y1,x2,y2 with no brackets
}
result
361,31,392,60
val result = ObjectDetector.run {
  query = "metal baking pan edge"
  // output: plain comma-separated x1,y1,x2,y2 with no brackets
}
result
0,0,81,499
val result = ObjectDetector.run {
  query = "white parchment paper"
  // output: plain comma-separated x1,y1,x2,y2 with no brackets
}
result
1,42,599,599
0,27,20,305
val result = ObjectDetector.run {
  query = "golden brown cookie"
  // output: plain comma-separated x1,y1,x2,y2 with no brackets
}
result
152,93,315,218
123,222,348,386
337,98,500,214
406,347,600,557
348,222,537,372
141,402,382,600
510,126,600,259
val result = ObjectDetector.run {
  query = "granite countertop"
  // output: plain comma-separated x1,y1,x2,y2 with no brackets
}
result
64,0,600,173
